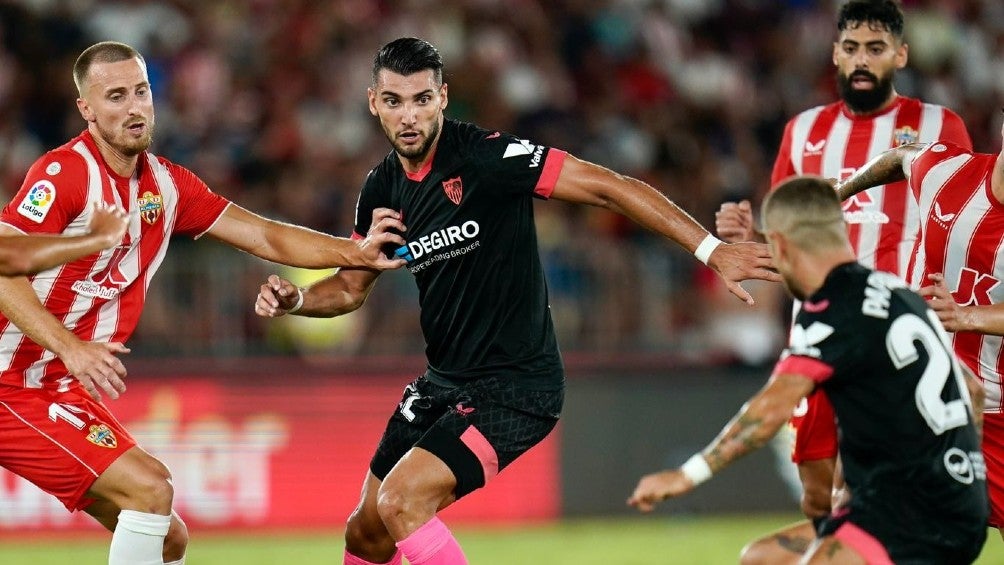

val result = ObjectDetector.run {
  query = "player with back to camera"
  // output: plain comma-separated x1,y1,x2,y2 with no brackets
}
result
255,37,781,565
0,40,406,565
836,113,1004,541
631,176,988,564
714,2,973,561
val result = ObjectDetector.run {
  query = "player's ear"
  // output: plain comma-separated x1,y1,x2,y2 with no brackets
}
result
440,82,448,111
832,42,840,66
76,98,95,122
367,87,378,116
895,41,908,69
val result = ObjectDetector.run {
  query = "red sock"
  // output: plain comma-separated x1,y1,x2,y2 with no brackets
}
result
343,548,402,565
395,516,468,565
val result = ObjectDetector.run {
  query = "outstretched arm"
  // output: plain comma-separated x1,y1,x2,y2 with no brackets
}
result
0,203,127,276
254,208,403,318
550,155,781,305
207,204,407,271
628,372,814,512
835,143,926,201
0,223,131,401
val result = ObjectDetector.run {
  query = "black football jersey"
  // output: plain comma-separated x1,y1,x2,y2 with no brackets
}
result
776,262,987,542
353,119,565,389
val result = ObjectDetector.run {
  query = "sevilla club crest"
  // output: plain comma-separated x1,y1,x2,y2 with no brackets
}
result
137,191,163,225
442,177,463,205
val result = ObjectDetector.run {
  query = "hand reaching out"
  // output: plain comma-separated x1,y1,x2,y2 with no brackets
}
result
85,202,129,249
356,208,409,270
918,273,971,332
59,339,130,401
707,241,782,305
715,200,756,243
627,469,697,513
255,274,300,318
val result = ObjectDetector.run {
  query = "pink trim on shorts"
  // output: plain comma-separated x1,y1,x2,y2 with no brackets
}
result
773,355,834,383
833,522,893,565
460,425,499,482
533,150,567,198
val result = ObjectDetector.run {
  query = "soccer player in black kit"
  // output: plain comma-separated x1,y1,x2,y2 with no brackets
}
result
630,177,988,564
255,37,779,565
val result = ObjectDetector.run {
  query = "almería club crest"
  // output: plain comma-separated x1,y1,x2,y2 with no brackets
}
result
137,191,163,225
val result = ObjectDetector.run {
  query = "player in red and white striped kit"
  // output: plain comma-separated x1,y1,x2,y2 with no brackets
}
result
715,2,972,563
0,41,405,565
837,119,1004,539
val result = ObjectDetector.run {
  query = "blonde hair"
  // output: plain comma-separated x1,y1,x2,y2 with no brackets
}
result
73,41,145,95
761,176,848,251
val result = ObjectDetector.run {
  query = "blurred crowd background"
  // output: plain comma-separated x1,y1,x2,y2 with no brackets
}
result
0,0,1002,365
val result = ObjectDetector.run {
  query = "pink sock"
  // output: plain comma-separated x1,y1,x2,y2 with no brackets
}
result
343,548,402,565
395,516,468,565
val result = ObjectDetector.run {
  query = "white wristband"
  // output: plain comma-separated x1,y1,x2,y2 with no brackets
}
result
680,453,713,486
287,287,305,314
694,234,722,266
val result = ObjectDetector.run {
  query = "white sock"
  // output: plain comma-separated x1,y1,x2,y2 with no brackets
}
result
164,559,185,565
109,509,171,565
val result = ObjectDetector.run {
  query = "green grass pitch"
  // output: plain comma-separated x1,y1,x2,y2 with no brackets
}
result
1,515,1001,564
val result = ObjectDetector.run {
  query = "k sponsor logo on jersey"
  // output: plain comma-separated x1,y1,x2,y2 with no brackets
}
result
45,161,62,176
86,423,118,448
138,190,163,224
951,268,1000,307
442,176,463,205
842,191,890,225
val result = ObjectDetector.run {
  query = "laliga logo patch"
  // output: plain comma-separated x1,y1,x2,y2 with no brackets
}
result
893,126,918,147
18,180,56,224
86,423,118,448
442,176,463,205
137,190,163,225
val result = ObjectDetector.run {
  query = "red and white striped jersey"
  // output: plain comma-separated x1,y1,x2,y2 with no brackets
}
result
0,131,230,392
772,96,970,277
906,142,1004,413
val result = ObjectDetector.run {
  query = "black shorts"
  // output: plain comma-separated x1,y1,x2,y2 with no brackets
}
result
370,374,563,499
818,508,985,565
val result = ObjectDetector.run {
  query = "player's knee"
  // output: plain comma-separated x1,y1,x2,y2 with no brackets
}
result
121,459,175,513
375,484,412,526
163,514,189,561
344,507,395,560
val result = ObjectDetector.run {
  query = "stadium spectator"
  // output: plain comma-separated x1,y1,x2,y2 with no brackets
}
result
836,115,1004,539
254,36,779,565
714,2,972,561
2,1,1001,358
0,41,405,565
630,176,988,564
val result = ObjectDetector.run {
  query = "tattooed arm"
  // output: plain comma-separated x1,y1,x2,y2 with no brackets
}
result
628,373,814,512
835,143,927,202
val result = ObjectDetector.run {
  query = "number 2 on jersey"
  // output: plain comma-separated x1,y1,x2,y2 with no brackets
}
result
887,311,973,435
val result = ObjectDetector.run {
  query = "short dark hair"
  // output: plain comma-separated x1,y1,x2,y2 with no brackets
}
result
837,0,905,40
372,37,444,85
74,41,145,94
